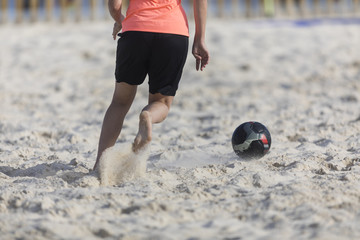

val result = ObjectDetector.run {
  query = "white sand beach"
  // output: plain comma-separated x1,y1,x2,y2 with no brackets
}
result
0,18,360,239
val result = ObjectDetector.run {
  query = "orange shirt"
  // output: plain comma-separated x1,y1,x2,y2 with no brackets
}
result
122,0,189,37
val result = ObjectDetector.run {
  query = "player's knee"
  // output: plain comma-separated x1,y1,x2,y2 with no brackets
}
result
154,97,173,111
162,98,172,109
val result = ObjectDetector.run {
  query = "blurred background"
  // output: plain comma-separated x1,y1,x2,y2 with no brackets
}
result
0,0,359,24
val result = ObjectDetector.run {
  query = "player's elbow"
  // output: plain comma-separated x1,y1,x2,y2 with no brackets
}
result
108,0,122,13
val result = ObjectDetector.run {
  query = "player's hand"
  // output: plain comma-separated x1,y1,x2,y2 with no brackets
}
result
112,14,125,40
192,39,209,71
112,22,122,40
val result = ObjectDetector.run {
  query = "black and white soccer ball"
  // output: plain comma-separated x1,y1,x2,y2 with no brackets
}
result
232,122,271,159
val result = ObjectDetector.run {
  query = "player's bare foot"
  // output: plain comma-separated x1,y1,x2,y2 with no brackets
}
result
132,111,152,152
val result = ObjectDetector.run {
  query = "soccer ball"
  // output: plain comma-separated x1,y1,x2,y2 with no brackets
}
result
232,122,271,159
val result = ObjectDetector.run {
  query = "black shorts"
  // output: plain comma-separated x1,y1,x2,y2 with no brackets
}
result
115,31,189,96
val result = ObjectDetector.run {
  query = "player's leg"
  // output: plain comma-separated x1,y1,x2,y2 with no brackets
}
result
93,31,150,169
93,82,137,170
132,33,188,153
132,93,173,152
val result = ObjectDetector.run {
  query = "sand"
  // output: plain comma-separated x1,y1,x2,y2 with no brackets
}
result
0,18,360,239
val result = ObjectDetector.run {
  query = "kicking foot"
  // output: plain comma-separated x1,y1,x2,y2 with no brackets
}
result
133,111,152,153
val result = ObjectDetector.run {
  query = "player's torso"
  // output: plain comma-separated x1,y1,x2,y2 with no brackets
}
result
122,0,189,36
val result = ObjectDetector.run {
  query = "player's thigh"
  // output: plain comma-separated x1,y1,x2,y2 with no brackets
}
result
115,31,150,85
148,34,189,96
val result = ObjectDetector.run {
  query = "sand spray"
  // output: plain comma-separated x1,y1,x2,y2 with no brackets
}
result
99,144,149,186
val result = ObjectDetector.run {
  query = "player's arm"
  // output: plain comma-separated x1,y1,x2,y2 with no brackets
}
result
192,0,210,71
108,0,125,40
108,0,123,24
